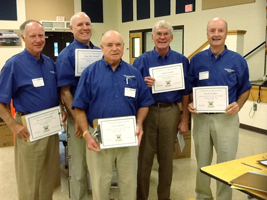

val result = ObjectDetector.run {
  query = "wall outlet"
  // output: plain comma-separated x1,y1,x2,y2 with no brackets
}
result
253,103,257,111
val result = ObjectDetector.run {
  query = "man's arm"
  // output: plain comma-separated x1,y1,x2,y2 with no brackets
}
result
226,90,250,115
60,85,83,137
74,107,100,152
135,107,149,145
178,94,190,134
0,103,29,140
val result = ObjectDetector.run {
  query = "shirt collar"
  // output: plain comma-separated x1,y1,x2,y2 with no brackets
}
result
208,45,228,60
101,57,123,71
73,39,95,49
152,47,172,59
23,49,44,64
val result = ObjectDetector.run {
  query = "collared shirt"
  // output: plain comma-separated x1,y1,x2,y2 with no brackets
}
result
56,39,100,96
0,49,59,113
188,46,252,104
133,48,191,103
72,58,155,124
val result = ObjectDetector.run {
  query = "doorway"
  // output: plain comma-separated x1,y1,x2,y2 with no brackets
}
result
42,32,74,62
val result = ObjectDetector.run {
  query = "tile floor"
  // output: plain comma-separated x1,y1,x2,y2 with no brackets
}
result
0,128,266,200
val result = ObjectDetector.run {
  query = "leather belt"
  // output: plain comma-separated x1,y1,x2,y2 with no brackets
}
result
152,102,178,107
89,123,94,128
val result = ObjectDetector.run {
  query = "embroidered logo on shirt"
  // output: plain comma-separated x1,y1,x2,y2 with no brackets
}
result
224,68,235,73
50,71,56,74
123,75,135,84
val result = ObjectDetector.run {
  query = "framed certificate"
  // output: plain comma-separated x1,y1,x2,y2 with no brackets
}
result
94,116,138,149
149,63,185,94
75,49,103,76
21,106,64,142
193,86,229,113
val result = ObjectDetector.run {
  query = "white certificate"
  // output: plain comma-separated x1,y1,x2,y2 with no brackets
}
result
75,49,103,76
22,106,64,142
149,63,185,94
97,116,137,149
193,86,229,113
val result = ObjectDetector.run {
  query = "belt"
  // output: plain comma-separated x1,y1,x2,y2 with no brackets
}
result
152,102,178,107
88,123,93,128
202,113,222,115
16,112,29,116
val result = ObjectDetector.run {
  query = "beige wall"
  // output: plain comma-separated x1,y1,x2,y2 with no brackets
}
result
25,0,74,21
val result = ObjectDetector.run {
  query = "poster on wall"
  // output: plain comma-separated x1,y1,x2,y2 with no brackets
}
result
0,30,21,47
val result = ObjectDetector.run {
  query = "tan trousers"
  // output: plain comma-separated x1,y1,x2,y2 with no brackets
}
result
137,105,181,200
193,113,239,200
14,113,60,200
67,115,89,200
87,125,138,200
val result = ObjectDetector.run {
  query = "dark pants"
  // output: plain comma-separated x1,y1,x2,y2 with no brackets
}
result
137,104,181,200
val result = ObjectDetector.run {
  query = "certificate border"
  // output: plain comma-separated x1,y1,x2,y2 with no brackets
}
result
193,86,229,113
149,63,185,93
25,106,64,142
99,116,137,149
75,49,103,76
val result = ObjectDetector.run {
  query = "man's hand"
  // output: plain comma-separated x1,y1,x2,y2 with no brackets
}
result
178,120,188,134
61,109,67,126
188,103,198,114
135,124,143,146
225,102,240,115
74,123,83,138
144,77,155,87
11,122,30,140
84,132,101,152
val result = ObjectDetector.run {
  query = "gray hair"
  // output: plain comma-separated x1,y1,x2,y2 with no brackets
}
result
20,20,43,36
70,12,90,25
152,20,173,35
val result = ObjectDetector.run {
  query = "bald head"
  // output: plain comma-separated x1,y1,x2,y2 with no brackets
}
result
207,18,228,32
69,12,92,45
101,30,124,68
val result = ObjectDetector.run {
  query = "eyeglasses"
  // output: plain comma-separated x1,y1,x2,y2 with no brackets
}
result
154,31,172,38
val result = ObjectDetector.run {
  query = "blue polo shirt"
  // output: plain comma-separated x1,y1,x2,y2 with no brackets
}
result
72,58,155,124
133,48,191,103
188,47,252,104
56,39,100,96
0,49,59,113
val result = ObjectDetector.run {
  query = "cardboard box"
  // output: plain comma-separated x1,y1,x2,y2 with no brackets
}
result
0,122,14,147
173,131,191,159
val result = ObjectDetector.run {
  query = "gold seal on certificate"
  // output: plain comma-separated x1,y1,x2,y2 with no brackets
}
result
75,49,103,76
93,116,138,149
193,86,229,113
21,106,64,142
149,63,185,94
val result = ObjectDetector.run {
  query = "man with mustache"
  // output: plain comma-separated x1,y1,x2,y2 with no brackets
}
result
188,18,251,200
56,12,100,199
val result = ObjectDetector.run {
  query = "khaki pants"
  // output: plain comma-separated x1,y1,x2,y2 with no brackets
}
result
87,126,138,200
193,113,239,200
67,115,89,200
14,113,60,200
137,105,181,200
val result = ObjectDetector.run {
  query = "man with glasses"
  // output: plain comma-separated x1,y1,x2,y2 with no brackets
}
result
133,20,191,200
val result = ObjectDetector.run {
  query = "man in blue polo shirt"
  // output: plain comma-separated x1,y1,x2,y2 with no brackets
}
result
73,30,154,200
133,20,191,200
188,18,251,200
56,12,100,199
0,20,61,200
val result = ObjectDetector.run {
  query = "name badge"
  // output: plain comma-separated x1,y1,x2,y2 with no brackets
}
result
125,88,136,98
32,78,45,87
199,71,209,80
